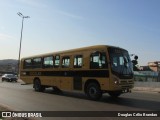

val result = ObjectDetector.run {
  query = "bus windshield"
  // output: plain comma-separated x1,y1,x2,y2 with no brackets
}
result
108,47,133,79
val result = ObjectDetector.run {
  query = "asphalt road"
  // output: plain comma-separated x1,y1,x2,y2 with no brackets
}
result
0,78,160,120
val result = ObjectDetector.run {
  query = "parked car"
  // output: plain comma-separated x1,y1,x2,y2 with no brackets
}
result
1,74,18,82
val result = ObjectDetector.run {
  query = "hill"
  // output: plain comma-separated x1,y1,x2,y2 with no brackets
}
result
0,59,18,74
0,59,18,65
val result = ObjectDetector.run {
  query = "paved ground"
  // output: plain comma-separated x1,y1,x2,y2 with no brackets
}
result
0,78,160,120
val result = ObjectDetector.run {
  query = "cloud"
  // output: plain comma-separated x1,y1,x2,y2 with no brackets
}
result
0,33,15,41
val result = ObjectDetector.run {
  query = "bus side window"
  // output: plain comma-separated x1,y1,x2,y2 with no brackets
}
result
43,56,53,68
74,55,83,68
62,56,70,68
54,55,60,68
90,52,107,69
24,59,32,69
90,53,99,69
101,52,108,68
33,58,42,68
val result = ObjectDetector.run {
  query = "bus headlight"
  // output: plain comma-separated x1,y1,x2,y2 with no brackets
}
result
114,78,119,85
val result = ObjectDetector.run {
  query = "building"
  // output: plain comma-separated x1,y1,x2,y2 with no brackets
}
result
148,61,160,72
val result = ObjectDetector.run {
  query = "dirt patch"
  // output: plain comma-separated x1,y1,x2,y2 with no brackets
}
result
0,106,9,111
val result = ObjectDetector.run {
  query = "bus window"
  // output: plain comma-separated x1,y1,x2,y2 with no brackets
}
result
112,57,118,67
33,58,42,68
62,57,70,68
108,47,133,78
54,55,60,68
90,52,107,69
43,56,53,68
101,52,108,68
24,59,32,69
74,55,83,68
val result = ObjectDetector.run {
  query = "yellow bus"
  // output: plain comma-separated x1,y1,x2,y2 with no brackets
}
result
20,45,134,100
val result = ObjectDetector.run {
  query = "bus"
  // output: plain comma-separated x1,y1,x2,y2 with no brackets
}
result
20,45,134,100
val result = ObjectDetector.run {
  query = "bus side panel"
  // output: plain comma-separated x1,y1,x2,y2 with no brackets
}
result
52,77,61,89
40,76,73,91
20,76,34,84
39,76,52,86
59,77,73,91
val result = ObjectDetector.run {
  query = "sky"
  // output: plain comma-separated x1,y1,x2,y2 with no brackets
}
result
0,0,160,66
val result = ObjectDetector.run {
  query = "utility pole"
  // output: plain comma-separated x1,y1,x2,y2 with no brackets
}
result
17,12,30,77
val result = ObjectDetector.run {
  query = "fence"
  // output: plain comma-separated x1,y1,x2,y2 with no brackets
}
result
134,71,160,82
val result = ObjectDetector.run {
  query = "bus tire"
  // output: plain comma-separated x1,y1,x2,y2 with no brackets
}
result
108,91,121,98
86,82,102,100
34,79,45,92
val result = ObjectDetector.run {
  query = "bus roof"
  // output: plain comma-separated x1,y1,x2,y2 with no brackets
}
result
21,45,125,60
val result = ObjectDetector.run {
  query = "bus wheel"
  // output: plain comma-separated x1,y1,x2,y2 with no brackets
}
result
108,91,121,98
34,79,45,92
86,83,102,100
